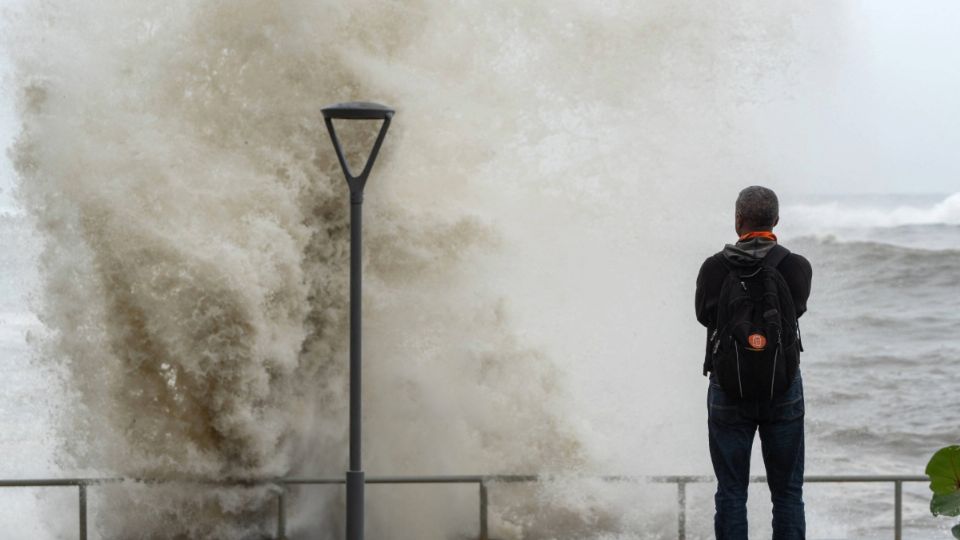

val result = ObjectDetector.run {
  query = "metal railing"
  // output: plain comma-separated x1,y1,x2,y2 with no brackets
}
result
652,474,928,540
0,474,929,540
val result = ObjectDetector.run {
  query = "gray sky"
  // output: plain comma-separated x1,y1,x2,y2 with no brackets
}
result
754,0,960,195
1,0,958,210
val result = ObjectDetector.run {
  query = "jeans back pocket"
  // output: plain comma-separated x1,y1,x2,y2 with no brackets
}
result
708,381,745,425
771,376,804,422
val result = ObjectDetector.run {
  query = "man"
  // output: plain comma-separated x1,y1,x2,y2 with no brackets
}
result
695,186,812,539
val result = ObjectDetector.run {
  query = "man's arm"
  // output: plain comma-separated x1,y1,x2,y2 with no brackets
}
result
696,255,724,375
782,254,813,318
695,256,721,328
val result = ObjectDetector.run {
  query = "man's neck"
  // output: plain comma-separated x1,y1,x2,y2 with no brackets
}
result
738,230,777,242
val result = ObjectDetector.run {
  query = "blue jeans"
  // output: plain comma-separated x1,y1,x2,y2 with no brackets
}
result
708,373,805,539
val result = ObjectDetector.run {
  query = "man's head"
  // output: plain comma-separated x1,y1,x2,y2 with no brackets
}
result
735,185,779,235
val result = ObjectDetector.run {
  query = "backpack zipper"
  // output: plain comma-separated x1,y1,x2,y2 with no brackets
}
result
734,341,743,398
770,330,782,400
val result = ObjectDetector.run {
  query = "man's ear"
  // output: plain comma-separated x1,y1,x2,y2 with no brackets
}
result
773,216,780,227
735,213,744,231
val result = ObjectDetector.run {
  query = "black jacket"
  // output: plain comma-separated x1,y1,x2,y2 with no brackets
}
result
695,242,812,375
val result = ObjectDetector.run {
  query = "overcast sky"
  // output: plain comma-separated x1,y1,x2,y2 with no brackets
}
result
1,1,958,211
756,0,960,195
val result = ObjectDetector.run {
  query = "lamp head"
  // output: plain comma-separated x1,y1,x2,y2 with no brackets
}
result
321,102,395,202
322,101,395,120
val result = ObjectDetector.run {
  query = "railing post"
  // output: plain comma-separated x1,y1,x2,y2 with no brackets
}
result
894,480,902,540
277,488,287,540
479,480,489,540
677,479,686,540
78,482,87,540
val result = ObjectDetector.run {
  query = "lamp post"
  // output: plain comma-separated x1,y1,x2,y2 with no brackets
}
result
321,101,394,540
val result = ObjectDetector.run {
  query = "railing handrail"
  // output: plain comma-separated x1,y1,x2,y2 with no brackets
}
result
0,473,931,540
0,472,928,486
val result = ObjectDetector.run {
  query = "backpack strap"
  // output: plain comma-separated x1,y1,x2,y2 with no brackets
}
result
762,244,790,269
762,244,799,350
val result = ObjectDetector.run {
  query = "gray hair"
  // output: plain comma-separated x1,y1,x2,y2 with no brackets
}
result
736,186,779,229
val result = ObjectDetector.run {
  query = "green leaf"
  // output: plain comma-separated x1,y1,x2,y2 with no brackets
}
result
932,492,960,517
952,522,960,540
927,446,960,496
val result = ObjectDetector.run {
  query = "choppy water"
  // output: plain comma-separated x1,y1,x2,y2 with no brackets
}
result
786,193,960,474
782,195,960,538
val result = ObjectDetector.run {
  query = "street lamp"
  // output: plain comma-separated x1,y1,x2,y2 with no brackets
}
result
321,101,394,540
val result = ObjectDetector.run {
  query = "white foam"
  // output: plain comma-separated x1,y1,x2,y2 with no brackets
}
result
5,0,844,537
783,192,960,231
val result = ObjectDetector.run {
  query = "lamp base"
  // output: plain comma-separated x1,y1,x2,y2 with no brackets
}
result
346,470,365,540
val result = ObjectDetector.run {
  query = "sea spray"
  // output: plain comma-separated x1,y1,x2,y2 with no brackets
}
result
7,0,831,537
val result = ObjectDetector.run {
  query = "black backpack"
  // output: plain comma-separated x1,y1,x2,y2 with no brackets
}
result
709,245,802,400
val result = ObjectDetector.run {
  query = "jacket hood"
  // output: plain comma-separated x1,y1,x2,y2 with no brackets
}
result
723,237,777,266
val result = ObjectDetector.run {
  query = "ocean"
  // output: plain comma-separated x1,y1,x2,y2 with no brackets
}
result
2,193,958,538
773,193,960,538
